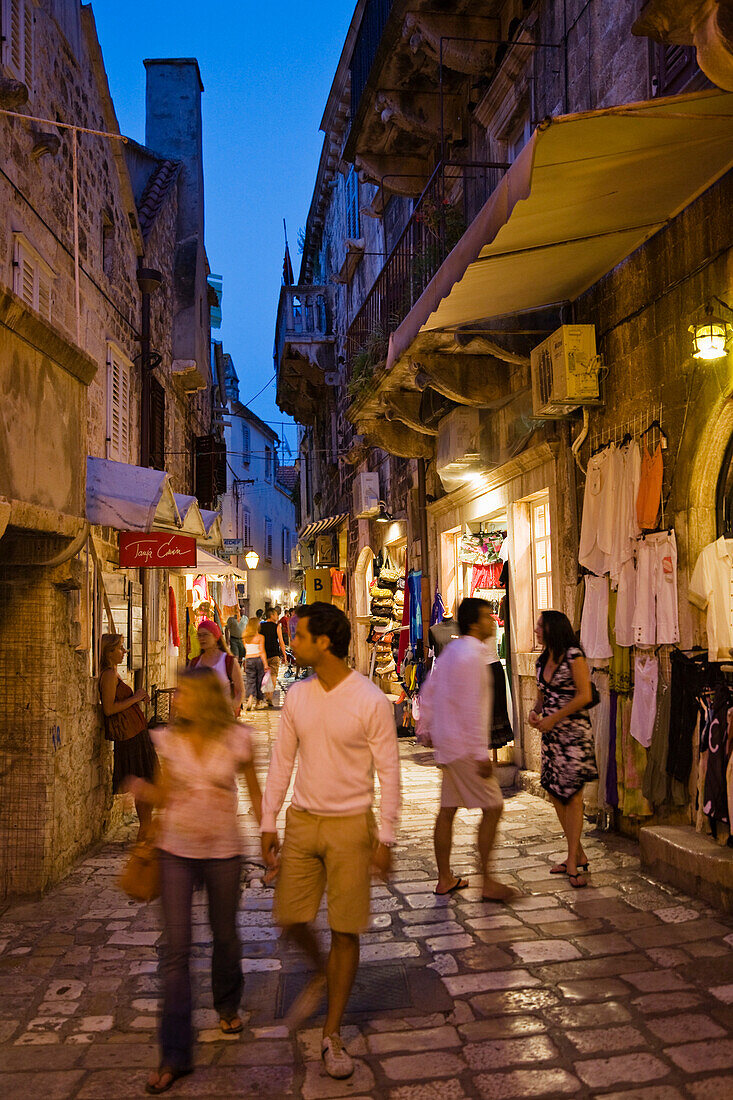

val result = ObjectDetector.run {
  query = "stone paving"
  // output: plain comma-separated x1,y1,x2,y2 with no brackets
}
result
2,708,733,1098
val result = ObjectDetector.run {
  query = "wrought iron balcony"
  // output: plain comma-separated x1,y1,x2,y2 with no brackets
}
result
345,160,507,402
275,285,335,423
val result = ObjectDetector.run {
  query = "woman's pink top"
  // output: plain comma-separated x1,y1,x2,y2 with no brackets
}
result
151,724,252,858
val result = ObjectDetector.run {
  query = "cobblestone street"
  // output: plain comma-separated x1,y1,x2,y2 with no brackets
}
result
2,709,733,1099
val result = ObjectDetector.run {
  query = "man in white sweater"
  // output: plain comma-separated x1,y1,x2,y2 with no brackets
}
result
420,597,514,902
261,602,400,1080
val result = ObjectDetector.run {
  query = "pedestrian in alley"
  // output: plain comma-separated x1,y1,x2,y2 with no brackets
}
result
528,609,596,888
126,667,263,1095
260,606,288,707
99,633,156,841
261,602,400,1080
225,605,245,665
189,619,244,717
242,615,267,710
419,598,515,902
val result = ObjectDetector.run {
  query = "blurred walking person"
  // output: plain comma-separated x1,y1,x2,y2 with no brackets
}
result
99,633,156,840
242,616,267,710
419,598,514,902
260,606,287,706
225,606,245,665
261,603,400,1079
126,667,262,1095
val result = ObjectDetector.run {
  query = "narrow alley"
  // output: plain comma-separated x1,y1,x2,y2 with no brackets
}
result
1,710,733,1100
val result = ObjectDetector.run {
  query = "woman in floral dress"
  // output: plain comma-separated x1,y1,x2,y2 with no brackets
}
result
529,611,596,888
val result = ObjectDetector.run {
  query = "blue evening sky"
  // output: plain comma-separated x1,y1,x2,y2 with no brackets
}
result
93,0,353,459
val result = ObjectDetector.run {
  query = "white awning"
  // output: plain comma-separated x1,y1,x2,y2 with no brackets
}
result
387,89,733,370
299,512,349,541
171,547,246,578
86,457,221,545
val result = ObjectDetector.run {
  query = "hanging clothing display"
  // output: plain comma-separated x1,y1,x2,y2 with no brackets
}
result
470,561,503,594
631,530,679,646
637,442,664,530
191,574,209,606
608,587,632,695
606,691,619,808
642,667,687,808
330,568,346,597
614,557,636,647
590,672,611,810
615,694,653,817
580,575,612,659
430,586,446,626
609,440,641,585
397,562,411,671
579,445,616,576
459,531,506,565
407,570,423,648
168,586,180,648
629,655,658,748
667,649,709,784
700,686,733,834
688,536,733,661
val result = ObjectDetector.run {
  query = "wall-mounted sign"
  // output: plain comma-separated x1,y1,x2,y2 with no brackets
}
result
120,532,197,568
305,568,332,603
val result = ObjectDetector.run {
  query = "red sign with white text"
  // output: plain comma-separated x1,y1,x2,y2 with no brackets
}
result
119,532,197,568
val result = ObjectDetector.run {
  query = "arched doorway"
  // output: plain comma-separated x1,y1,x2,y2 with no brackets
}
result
353,545,374,674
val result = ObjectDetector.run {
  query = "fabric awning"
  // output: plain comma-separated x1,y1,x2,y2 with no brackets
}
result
299,512,349,541
387,89,733,370
172,547,246,578
86,457,221,545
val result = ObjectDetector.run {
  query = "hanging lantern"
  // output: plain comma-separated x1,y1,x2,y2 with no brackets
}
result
690,303,730,360
244,549,259,569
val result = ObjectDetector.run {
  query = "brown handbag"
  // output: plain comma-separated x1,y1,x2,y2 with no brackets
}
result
118,837,160,903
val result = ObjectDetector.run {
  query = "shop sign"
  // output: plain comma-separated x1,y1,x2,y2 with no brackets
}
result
120,532,197,568
305,567,332,603
223,539,244,555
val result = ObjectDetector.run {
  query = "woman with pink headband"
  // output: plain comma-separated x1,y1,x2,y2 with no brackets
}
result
189,619,244,717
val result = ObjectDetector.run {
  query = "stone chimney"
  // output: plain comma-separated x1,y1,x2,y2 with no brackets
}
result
143,59,209,376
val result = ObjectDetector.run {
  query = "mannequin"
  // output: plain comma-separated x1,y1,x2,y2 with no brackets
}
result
429,613,460,658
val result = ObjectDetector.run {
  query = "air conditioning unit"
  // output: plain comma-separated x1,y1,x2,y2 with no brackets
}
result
315,535,336,566
353,471,380,518
531,325,600,418
436,407,482,491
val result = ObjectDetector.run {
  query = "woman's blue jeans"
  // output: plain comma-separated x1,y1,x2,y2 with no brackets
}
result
158,851,242,1070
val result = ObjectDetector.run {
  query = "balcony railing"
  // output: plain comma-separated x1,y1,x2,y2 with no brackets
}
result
345,160,508,396
350,0,395,122
275,285,332,368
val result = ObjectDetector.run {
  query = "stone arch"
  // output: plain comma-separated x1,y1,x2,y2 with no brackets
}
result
353,544,374,675
687,392,733,556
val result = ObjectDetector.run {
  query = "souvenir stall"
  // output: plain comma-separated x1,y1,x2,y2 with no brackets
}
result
578,405,733,847
172,548,247,664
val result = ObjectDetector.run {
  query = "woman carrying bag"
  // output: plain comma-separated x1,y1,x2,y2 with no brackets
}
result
528,610,597,888
99,633,156,840
242,616,267,710
125,667,263,1095
189,619,244,717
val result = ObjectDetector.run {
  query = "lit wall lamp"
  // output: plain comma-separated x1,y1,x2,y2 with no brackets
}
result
689,297,733,360
375,501,393,524
245,549,259,569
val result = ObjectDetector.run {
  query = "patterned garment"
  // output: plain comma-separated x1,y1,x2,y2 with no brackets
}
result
537,646,598,803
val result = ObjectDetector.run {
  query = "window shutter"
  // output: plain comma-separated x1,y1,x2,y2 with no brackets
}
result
108,349,131,462
9,0,22,75
119,357,130,462
22,0,32,88
19,252,35,308
37,272,51,320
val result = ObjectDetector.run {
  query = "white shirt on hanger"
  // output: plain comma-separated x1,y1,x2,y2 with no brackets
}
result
579,446,617,576
688,536,733,661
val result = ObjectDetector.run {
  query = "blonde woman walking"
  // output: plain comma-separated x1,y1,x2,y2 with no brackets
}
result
126,667,262,1094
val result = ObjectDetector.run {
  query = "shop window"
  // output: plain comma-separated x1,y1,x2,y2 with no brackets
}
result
265,445,273,482
13,234,54,321
346,165,360,241
2,0,34,89
107,342,132,463
265,517,273,561
531,496,553,621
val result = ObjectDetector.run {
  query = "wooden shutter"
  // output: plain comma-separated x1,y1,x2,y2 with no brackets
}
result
265,518,273,560
18,249,35,308
22,0,32,87
108,348,131,462
9,0,22,75
4,0,31,85
37,270,51,320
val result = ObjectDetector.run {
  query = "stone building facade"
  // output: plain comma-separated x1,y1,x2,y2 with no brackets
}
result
277,0,733,856
0,2,219,898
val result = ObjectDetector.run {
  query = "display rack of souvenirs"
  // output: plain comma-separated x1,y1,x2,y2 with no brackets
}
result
367,549,403,681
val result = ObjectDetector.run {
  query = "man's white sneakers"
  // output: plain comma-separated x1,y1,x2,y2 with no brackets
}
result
321,1034,354,1079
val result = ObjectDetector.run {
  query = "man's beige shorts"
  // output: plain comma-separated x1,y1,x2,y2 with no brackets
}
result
440,757,504,810
274,806,375,934
267,656,280,683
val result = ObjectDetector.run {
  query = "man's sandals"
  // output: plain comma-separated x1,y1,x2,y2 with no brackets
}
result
550,860,589,888
219,1016,244,1035
433,876,469,896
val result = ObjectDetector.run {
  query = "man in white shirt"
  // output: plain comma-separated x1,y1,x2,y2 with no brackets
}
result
420,597,513,902
261,602,400,1080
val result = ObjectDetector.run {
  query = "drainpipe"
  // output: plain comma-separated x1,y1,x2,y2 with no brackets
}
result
136,267,162,695
137,267,163,468
417,457,431,652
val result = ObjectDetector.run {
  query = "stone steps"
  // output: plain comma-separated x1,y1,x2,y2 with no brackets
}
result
640,824,733,913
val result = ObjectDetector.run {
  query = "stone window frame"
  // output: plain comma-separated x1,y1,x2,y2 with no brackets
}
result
106,340,133,464
12,231,54,322
529,492,553,623
1,0,34,90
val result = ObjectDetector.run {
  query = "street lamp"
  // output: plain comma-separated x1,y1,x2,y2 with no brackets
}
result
245,549,259,569
690,299,732,360
375,501,393,524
